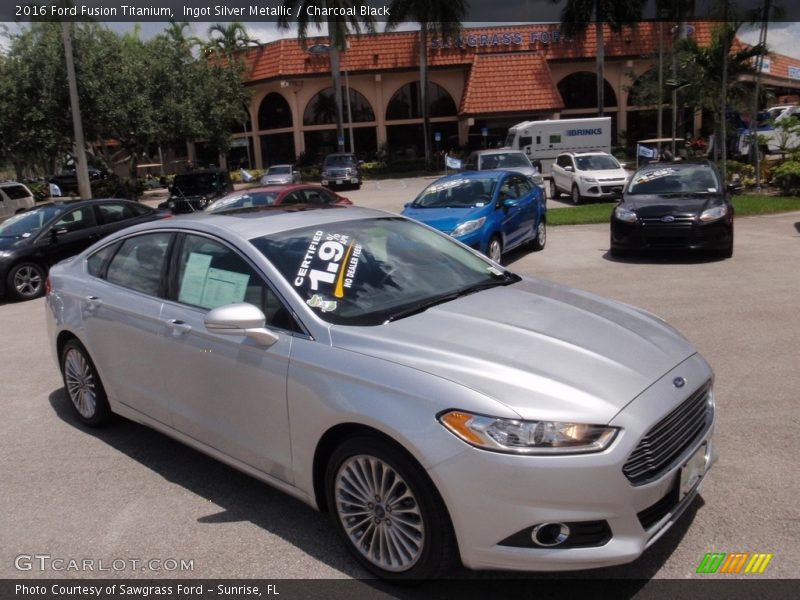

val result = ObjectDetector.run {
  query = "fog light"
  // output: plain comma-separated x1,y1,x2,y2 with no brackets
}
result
531,522,570,547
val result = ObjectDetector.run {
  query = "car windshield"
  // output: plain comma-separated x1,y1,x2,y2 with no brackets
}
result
627,165,720,195
412,177,496,208
575,155,620,171
251,217,518,326
0,205,64,237
206,192,279,213
267,166,291,175
173,173,219,194
481,153,531,169
324,155,356,166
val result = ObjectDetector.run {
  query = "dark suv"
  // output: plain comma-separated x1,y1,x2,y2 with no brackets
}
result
320,153,362,190
158,168,233,214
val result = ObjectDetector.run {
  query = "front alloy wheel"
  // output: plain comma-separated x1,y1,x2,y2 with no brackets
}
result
487,236,503,263
549,179,560,199
8,262,45,301
571,185,582,205
531,220,546,251
326,437,456,579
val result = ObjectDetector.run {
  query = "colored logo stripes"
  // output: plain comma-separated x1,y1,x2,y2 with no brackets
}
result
696,552,774,574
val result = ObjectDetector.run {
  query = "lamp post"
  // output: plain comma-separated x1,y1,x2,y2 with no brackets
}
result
61,21,91,199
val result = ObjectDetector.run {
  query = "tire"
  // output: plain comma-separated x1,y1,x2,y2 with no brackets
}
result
6,262,46,301
325,435,457,580
487,235,503,263
60,339,111,427
530,220,546,251
549,179,560,199
571,184,582,205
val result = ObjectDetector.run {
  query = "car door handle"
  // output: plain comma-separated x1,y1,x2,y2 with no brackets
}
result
165,319,192,334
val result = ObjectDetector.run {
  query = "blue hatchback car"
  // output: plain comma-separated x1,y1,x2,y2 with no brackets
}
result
402,171,547,262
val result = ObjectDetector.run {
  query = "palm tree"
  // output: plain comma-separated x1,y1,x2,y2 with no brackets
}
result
205,22,260,167
552,0,646,117
386,0,467,167
279,1,374,154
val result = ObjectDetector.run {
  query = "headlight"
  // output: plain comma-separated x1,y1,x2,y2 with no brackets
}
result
614,206,638,223
530,174,545,188
581,176,598,183
439,410,619,455
699,205,729,222
451,216,486,237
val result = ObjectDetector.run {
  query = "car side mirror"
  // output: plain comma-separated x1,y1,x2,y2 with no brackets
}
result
204,303,279,347
564,165,574,172
50,228,68,240
726,183,738,194
502,198,519,209
532,160,542,172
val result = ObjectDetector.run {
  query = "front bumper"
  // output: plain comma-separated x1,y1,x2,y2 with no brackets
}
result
580,181,626,199
611,218,733,252
427,354,716,572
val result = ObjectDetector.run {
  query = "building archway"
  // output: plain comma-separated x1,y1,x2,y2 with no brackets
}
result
258,92,293,130
302,86,377,158
385,81,458,158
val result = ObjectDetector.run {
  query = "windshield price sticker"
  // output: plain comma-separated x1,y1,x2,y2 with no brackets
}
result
294,231,363,307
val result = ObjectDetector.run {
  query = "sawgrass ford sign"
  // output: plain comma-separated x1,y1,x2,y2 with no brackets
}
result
431,29,568,50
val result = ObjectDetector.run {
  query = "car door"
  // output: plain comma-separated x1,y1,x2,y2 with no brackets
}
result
511,175,538,240
159,232,295,481
36,205,102,268
552,154,570,193
95,201,152,237
496,174,527,248
81,231,175,426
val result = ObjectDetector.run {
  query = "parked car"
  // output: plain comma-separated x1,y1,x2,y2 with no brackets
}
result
463,149,544,184
158,168,233,214
0,181,35,223
260,164,301,186
205,184,351,214
402,170,546,262
46,205,716,579
550,151,629,204
321,153,362,189
48,167,109,195
610,161,734,258
0,199,169,301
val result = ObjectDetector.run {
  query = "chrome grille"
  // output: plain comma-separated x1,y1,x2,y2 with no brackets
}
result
640,216,695,229
623,383,713,486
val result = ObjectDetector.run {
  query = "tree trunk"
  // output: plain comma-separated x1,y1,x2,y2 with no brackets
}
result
330,45,345,153
419,26,431,168
596,20,605,117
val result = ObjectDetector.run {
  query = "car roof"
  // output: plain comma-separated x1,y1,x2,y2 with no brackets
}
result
471,149,526,156
560,151,612,157
635,159,714,171
127,205,389,240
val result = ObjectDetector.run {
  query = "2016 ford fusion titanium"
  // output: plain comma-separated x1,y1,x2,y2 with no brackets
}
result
45,205,716,579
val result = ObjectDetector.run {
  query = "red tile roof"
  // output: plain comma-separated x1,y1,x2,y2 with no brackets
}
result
460,53,563,115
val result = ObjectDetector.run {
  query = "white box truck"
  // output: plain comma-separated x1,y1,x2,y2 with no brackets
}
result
504,117,612,172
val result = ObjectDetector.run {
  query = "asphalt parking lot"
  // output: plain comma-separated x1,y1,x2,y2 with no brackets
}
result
1,205,798,582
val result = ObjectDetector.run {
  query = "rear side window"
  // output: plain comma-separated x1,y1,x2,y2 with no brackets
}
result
105,233,172,296
1,185,32,200
98,202,137,224
87,243,119,278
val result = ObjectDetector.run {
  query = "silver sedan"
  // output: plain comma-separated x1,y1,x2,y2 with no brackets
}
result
45,205,716,579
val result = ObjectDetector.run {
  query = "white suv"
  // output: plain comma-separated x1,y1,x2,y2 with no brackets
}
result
550,152,628,204
0,181,35,223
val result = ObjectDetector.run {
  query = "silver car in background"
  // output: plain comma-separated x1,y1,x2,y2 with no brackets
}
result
259,164,301,186
45,205,716,579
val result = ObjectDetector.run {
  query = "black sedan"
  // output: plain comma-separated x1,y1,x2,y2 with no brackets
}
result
610,161,734,258
0,199,169,301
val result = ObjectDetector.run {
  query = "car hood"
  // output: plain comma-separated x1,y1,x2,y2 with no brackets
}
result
585,168,628,179
0,235,31,252
622,194,722,215
401,206,485,234
329,277,695,423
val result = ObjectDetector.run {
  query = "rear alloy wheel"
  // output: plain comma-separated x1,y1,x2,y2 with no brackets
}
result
60,340,111,427
549,179,560,199
326,436,456,579
7,262,45,301
530,220,547,251
571,185,582,205
487,236,503,263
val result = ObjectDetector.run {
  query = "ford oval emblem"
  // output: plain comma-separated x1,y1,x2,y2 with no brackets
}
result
673,377,686,388
661,215,676,223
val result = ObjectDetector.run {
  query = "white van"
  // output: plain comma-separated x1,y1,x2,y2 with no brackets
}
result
504,117,612,173
0,182,35,223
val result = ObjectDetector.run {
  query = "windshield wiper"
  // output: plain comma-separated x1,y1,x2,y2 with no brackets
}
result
385,271,520,322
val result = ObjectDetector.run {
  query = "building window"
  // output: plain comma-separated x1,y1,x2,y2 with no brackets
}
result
258,93,293,130
303,87,375,126
386,82,457,120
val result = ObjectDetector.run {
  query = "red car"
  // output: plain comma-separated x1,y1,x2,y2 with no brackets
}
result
204,184,352,214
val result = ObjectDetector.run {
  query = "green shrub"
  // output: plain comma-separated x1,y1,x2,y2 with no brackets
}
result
772,160,800,195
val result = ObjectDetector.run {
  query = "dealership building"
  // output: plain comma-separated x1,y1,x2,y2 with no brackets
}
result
202,22,800,169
